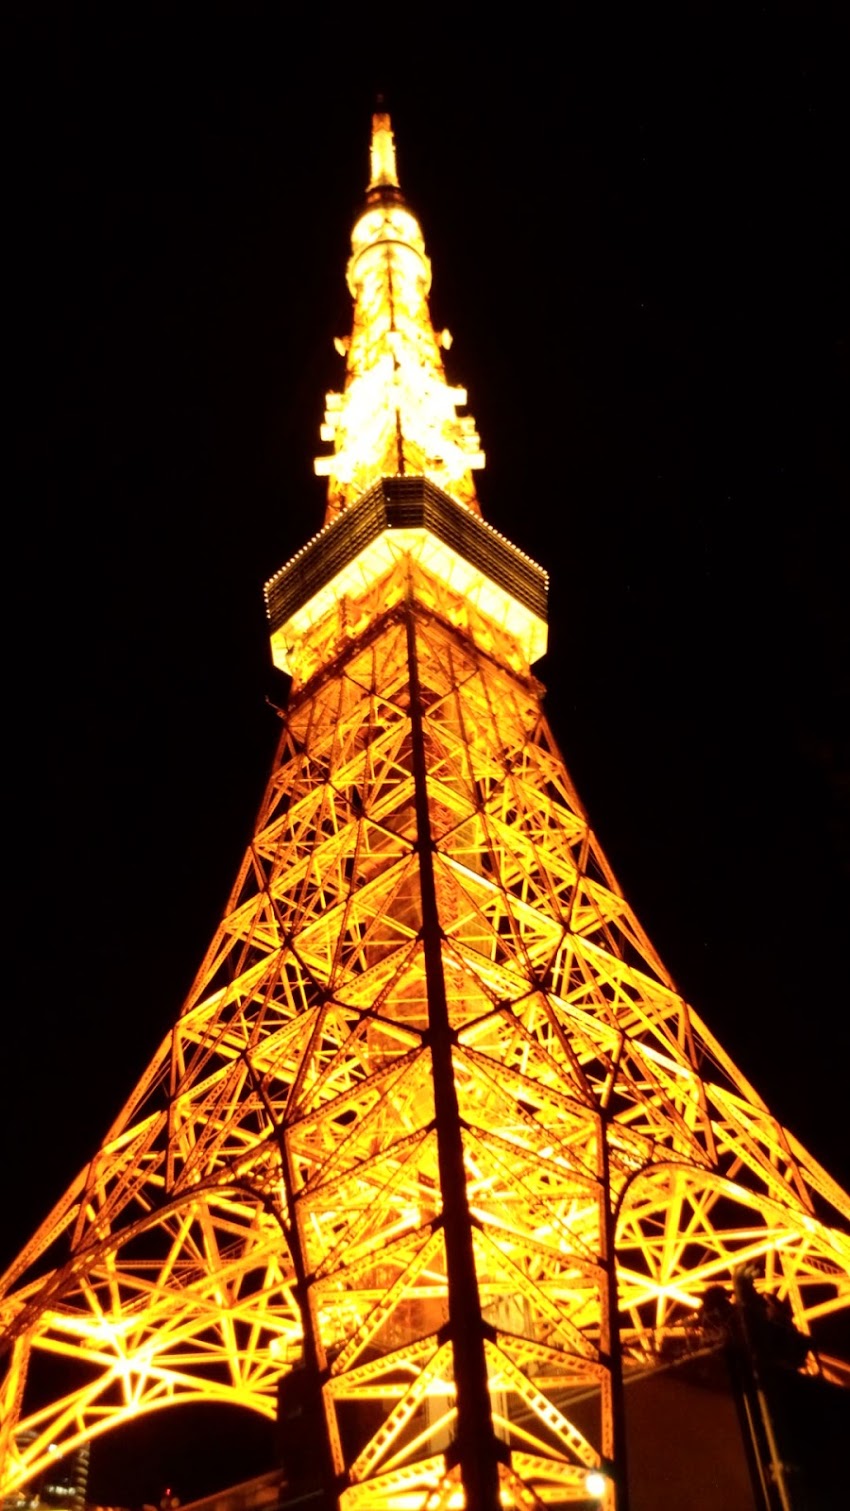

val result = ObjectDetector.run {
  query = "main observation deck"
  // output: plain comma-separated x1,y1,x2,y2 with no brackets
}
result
265,477,549,678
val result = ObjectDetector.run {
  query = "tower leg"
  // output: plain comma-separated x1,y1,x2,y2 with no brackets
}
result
600,1114,629,1511
246,1057,343,1510
0,1336,31,1493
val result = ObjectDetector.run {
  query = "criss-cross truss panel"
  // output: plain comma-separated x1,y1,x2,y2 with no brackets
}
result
3,571,848,1506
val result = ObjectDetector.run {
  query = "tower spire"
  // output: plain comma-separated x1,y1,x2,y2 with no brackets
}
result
315,113,485,523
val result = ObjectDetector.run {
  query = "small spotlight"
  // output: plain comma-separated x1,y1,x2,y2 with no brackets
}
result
584,1470,607,1499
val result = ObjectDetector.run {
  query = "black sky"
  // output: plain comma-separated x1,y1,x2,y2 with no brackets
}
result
4,5,849,1503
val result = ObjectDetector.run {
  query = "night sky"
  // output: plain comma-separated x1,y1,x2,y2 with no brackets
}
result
5,7,849,1504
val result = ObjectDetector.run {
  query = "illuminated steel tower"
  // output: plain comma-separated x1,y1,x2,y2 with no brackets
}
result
2,113,849,1511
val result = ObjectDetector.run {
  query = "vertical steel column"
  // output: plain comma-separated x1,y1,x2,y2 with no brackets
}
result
599,1097,630,1511
731,1270,793,1511
406,607,502,1511
246,1055,343,1511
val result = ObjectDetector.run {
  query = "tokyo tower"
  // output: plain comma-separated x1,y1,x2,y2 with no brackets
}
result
2,112,849,1511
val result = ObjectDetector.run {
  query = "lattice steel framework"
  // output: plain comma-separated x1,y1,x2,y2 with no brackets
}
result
2,113,849,1511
